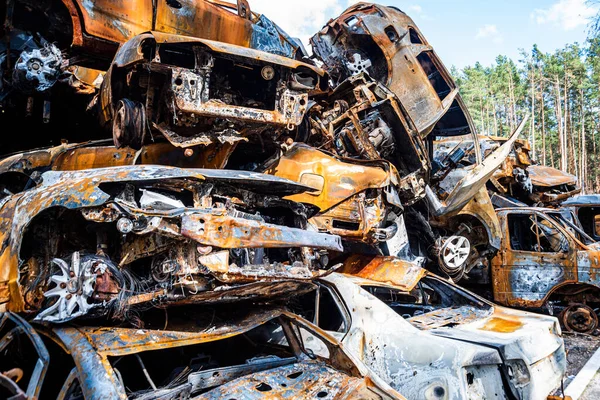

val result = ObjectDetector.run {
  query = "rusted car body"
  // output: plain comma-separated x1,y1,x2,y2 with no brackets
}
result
0,140,245,200
563,194,600,242
0,165,344,322
2,0,304,91
310,2,476,140
492,206,600,332
289,256,566,400
435,135,581,206
98,31,327,149
0,309,403,399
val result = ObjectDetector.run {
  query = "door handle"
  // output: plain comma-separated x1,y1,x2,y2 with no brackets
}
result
165,0,182,9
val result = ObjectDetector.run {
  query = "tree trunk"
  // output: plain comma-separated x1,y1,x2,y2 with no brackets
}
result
530,65,536,159
580,88,586,192
554,75,565,170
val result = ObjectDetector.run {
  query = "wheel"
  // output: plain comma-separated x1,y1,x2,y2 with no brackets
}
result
438,235,471,278
560,303,599,334
112,98,145,149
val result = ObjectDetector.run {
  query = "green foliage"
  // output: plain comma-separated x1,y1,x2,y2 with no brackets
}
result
453,37,600,191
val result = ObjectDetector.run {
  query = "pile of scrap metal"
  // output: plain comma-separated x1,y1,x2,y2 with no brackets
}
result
0,1,571,399
434,135,581,207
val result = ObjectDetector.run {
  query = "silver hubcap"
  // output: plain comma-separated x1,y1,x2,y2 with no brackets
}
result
441,236,470,271
35,252,100,323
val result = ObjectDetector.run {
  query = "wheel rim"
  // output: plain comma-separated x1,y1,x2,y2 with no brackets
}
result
441,236,471,271
561,303,598,333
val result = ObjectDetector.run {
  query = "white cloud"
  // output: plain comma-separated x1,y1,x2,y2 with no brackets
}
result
532,0,598,31
250,1,430,48
408,5,423,14
250,0,345,48
475,24,504,44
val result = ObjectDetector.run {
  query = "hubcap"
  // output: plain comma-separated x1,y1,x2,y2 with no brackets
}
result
440,235,471,271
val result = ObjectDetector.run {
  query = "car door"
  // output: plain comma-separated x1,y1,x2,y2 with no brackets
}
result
492,210,577,308
155,0,255,48
0,313,49,399
73,0,153,44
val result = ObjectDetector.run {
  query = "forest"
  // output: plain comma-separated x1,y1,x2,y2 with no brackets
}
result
452,37,600,192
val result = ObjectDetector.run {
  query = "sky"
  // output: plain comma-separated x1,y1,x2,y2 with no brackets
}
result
249,0,598,70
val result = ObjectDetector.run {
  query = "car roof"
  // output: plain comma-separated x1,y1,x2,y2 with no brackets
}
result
563,194,600,207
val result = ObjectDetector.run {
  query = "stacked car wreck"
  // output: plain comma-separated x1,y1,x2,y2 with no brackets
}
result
0,1,576,399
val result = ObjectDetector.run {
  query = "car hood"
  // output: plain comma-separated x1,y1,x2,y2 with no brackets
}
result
429,306,562,365
528,164,578,188
195,361,383,400
428,115,527,216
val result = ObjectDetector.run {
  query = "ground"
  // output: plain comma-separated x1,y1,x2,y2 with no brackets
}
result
560,333,600,399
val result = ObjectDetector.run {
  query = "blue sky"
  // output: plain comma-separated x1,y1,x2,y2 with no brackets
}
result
250,0,597,69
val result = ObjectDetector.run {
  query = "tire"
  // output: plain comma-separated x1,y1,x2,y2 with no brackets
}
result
112,98,146,149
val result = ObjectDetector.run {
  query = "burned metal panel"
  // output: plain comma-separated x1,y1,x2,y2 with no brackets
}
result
428,116,527,217
181,213,343,251
340,255,425,291
0,165,341,316
70,0,153,44
563,194,600,207
66,308,284,356
319,272,565,399
263,144,392,212
52,326,127,400
65,0,303,59
528,165,578,188
194,361,373,399
48,309,402,399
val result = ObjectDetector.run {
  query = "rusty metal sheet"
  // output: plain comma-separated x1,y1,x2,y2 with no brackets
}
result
528,164,578,187
65,0,303,60
340,255,425,291
181,213,343,251
0,142,237,179
263,144,392,212
195,361,374,400
70,0,153,44
429,116,528,216
113,31,323,75
56,308,283,356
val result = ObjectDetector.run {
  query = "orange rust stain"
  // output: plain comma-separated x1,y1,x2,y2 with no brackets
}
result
480,316,523,333
341,255,425,291
265,145,390,212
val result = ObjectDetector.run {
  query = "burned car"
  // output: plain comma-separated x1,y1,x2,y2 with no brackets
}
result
310,2,474,140
2,0,305,94
0,165,343,323
0,308,403,399
98,31,326,150
491,206,600,333
435,135,581,206
1,0,309,153
563,194,600,242
288,256,566,400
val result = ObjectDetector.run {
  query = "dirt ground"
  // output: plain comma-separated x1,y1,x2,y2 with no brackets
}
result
557,333,600,399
